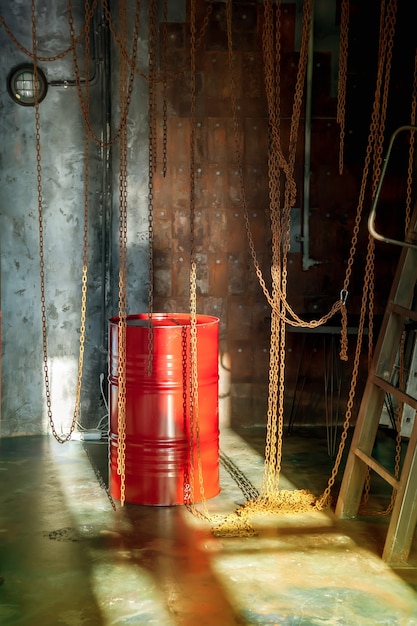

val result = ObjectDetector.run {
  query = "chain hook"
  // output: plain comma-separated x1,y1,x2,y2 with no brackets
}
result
340,289,348,305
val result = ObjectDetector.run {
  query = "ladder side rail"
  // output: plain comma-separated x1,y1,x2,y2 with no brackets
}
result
335,382,387,518
400,330,417,438
383,413,417,563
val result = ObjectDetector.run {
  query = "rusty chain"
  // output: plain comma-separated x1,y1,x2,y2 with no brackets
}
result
115,0,129,507
227,0,345,335
146,0,158,378
74,0,140,149
405,50,417,234
210,0,325,533
26,0,409,522
162,0,168,178
317,0,398,509
0,2,98,62
101,0,213,87
337,0,349,175
33,0,89,445
183,0,213,525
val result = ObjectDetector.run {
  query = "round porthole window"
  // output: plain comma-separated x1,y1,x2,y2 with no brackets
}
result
7,64,48,106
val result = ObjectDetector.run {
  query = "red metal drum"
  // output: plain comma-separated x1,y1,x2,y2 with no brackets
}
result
108,313,220,505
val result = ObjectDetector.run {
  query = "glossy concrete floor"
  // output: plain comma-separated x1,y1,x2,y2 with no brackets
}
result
1,425,417,626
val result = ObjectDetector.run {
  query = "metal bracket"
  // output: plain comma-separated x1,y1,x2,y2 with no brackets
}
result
368,125,417,249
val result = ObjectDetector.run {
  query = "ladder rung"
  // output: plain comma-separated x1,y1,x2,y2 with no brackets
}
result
354,447,400,489
388,302,417,323
372,375,417,410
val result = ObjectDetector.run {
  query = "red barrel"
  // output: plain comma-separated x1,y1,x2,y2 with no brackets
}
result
108,313,220,505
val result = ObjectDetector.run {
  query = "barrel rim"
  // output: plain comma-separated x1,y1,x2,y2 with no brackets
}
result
109,313,220,328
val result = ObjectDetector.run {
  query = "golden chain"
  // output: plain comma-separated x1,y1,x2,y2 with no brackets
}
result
318,0,398,509
116,0,129,507
337,0,349,175
228,0,345,335
181,328,192,505
184,0,213,524
33,0,89,444
206,0,326,537
264,0,314,499
261,0,283,498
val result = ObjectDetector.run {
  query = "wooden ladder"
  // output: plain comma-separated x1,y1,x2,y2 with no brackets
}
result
335,126,417,565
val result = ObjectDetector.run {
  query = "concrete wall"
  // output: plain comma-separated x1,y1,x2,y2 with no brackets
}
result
0,1,162,435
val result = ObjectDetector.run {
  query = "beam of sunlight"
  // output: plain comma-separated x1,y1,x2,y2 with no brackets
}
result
49,427,417,624
44,356,80,435
50,437,176,625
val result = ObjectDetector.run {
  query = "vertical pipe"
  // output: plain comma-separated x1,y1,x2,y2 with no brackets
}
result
95,8,112,354
302,8,318,270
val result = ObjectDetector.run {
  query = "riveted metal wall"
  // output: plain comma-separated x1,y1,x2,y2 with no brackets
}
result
0,1,414,436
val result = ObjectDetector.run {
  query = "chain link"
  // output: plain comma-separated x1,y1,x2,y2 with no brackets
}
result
33,0,88,444
146,0,158,377
162,0,169,178
184,0,213,525
26,0,408,523
0,3,98,63
337,0,349,175
100,0,213,88
71,0,141,149
404,50,417,235
317,0,398,508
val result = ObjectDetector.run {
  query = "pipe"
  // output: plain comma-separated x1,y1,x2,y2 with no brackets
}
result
302,6,320,270
95,7,112,354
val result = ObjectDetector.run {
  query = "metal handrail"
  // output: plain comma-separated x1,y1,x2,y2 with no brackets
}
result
368,124,417,249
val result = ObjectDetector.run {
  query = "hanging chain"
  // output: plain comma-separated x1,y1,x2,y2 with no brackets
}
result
146,0,158,377
227,0,344,334
116,0,130,507
317,0,398,508
337,0,349,175
33,0,89,444
184,0,212,524
260,0,284,499
0,3,98,63
366,0,398,367
68,0,141,149
162,0,169,178
181,327,192,505
208,0,326,535
404,50,417,234
263,0,314,500
101,0,213,87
